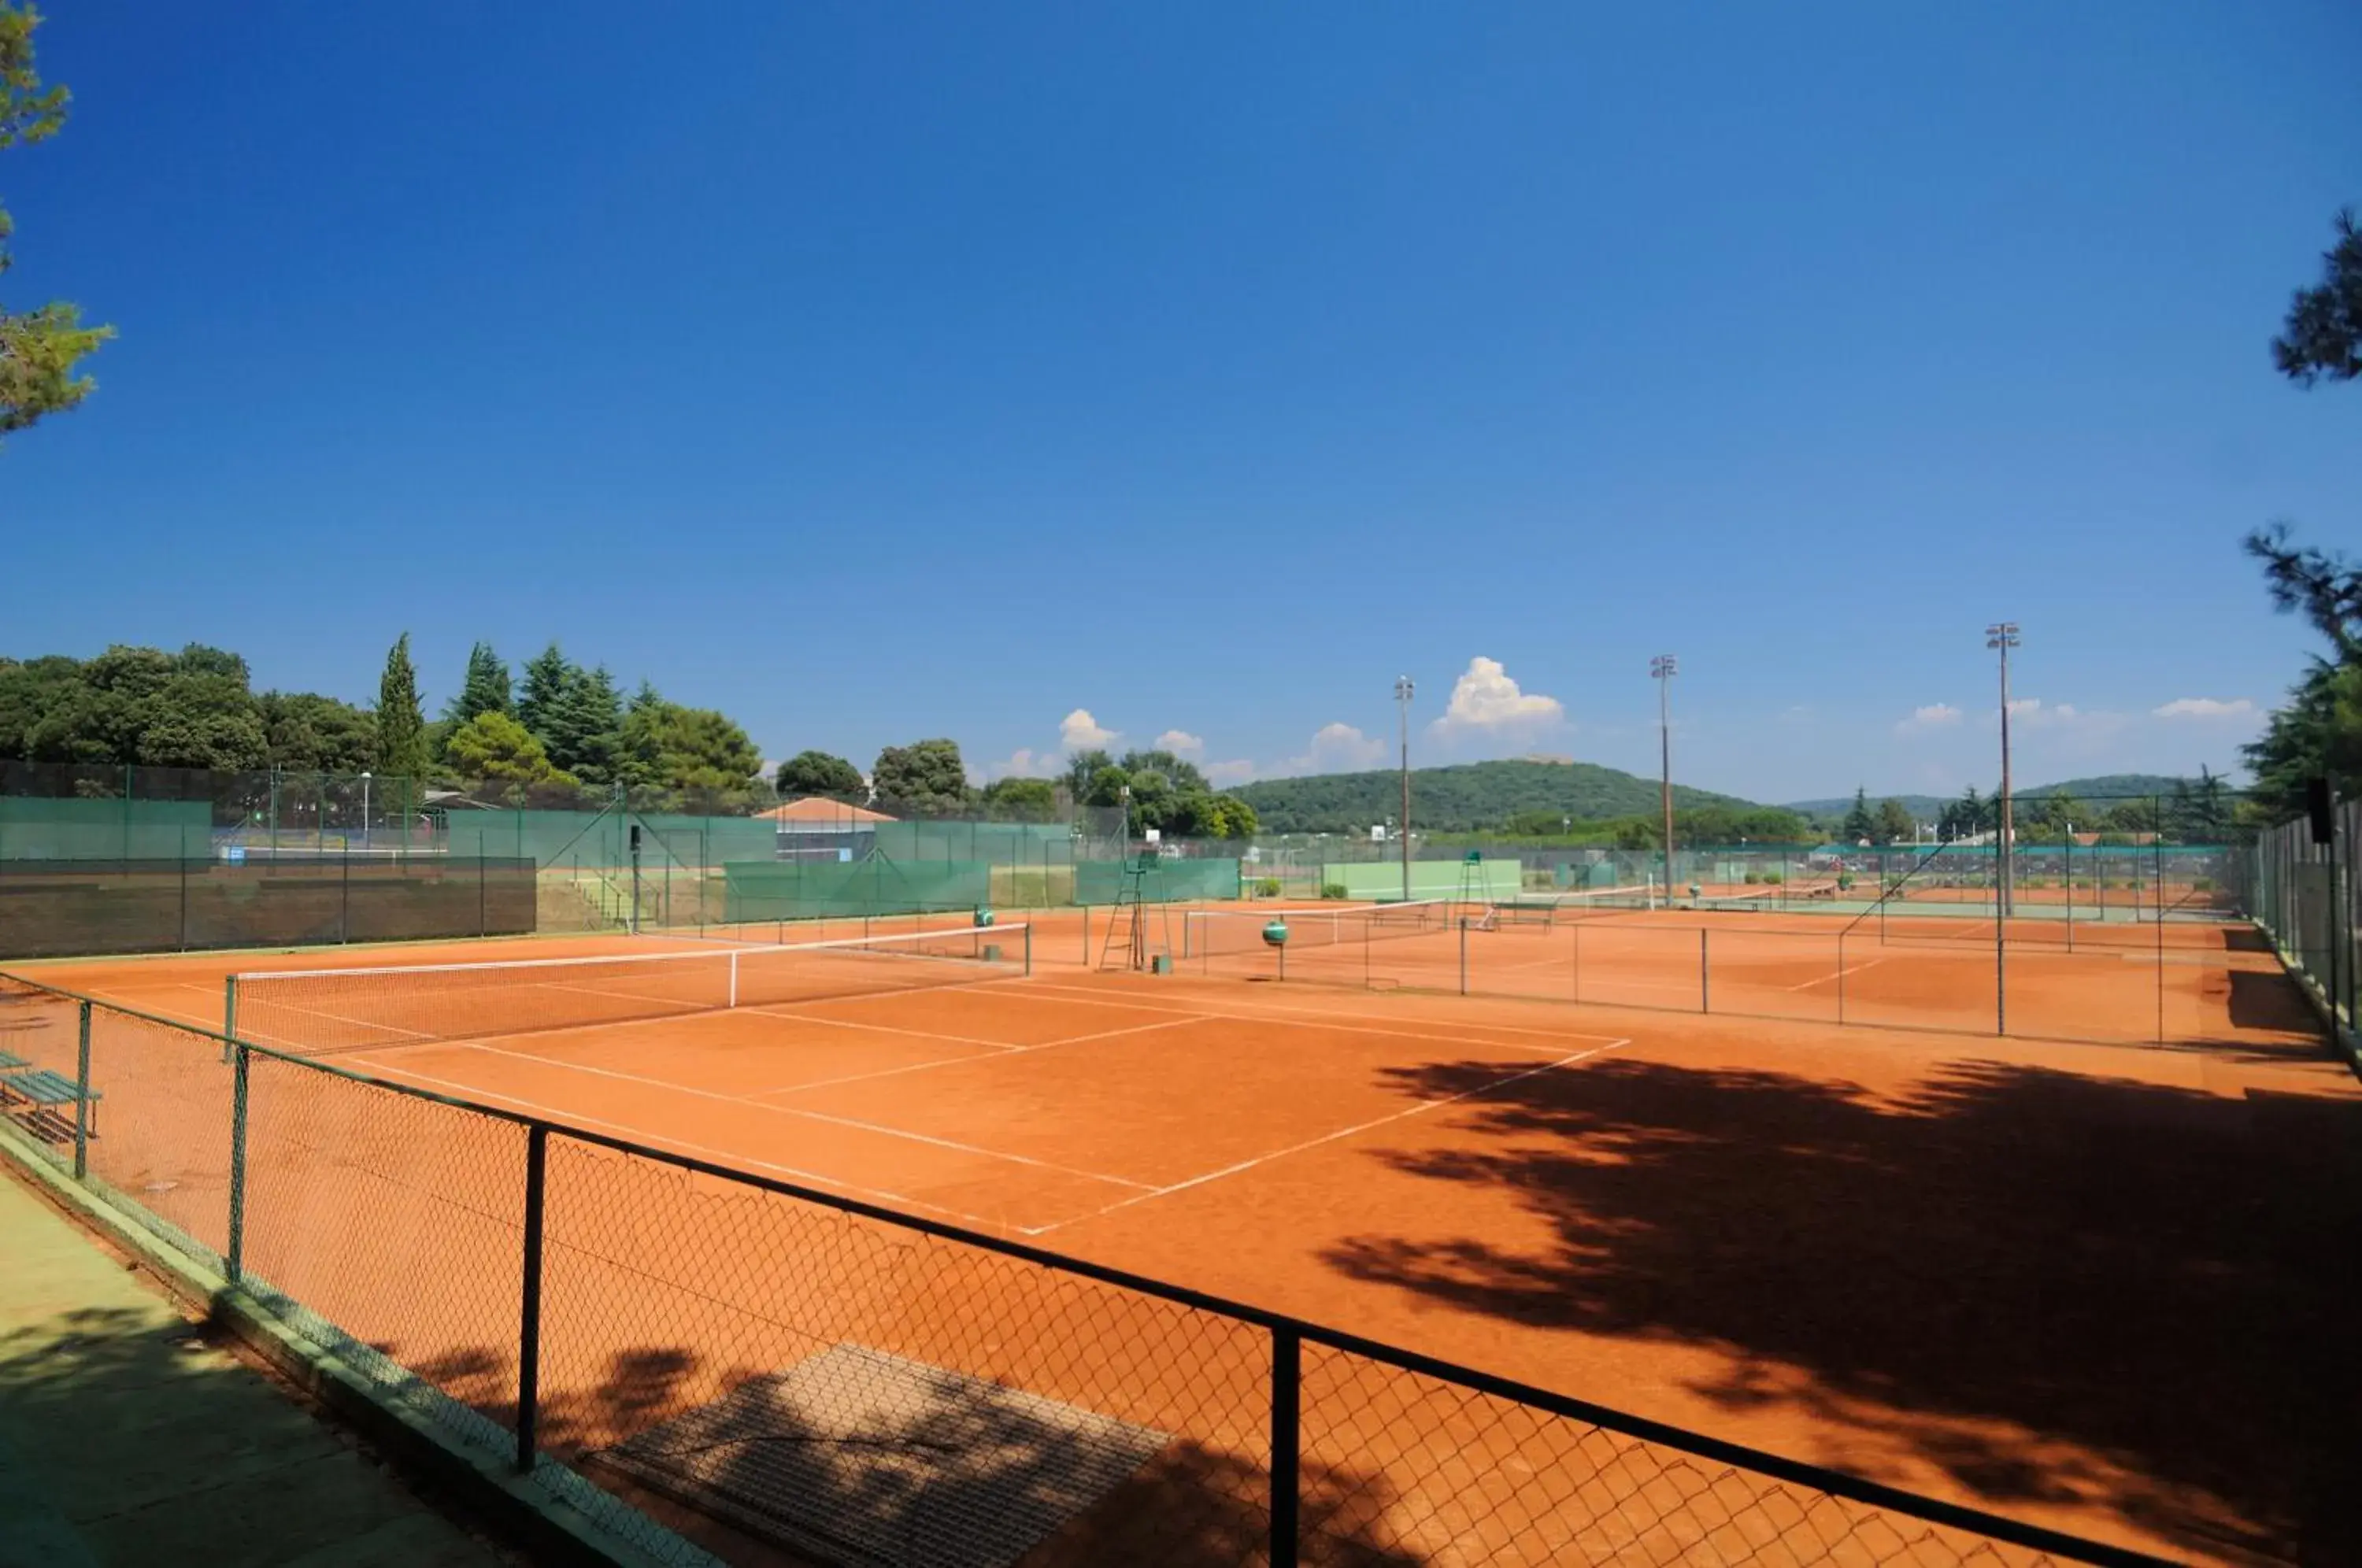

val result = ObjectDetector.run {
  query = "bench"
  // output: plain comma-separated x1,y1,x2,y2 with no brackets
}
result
0,1068,101,1139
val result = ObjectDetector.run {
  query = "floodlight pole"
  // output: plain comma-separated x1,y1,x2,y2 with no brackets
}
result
1651,656,1677,900
1986,623,2019,919
1394,677,1415,904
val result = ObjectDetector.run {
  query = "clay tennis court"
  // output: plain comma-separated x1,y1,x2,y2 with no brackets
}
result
11,911,2359,1564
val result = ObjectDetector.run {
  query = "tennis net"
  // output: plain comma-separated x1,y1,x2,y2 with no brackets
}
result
230,924,1029,1057
1182,898,1453,960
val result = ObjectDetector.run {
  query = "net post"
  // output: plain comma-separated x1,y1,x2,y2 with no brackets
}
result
72,1000,91,1180
1570,918,1580,1003
1270,1326,1301,1568
1699,928,1709,1012
516,1123,548,1474
1836,930,1846,1026
221,975,238,1065
227,1040,250,1283
1023,922,1032,978
728,949,740,1008
2064,830,2073,951
1457,915,1468,997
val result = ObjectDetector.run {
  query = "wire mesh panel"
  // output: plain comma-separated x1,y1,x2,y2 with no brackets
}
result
539,1135,1278,1567
1299,1345,2076,1567
81,1005,236,1263
0,974,81,1170
238,1053,531,1448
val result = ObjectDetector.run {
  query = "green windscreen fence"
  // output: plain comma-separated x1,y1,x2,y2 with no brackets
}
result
1074,858,1243,904
0,797,213,861
0,856,537,960
722,859,995,921
442,808,778,871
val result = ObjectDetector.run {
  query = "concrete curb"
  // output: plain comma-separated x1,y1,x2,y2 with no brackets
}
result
0,1129,711,1568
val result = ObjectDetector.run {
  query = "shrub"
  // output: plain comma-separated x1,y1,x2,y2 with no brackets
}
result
1254,876,1283,898
1320,882,1349,900
1743,871,1762,885
1761,871,1783,886
2193,877,2215,892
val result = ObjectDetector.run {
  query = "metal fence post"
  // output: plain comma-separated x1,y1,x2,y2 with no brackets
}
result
227,1041,250,1281
1270,1326,1301,1568
1024,922,1033,978
72,1000,91,1179
517,1123,549,1474
1458,916,1468,996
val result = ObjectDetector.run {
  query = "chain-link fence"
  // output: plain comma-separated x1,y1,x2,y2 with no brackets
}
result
0,967,2165,1567
2249,798,2361,1075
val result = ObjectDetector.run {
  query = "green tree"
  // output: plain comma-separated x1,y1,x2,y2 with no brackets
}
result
979,776,1058,822
1873,797,1914,845
622,697,762,792
0,5,111,442
543,664,624,784
441,642,512,728
373,634,429,781
776,749,865,799
515,643,575,743
1063,748,1113,803
258,690,374,772
444,711,572,784
1841,787,1875,844
872,739,972,813
1082,764,1130,809
2273,208,2362,386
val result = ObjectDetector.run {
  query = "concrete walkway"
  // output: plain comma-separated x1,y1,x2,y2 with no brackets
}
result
0,1169,513,1567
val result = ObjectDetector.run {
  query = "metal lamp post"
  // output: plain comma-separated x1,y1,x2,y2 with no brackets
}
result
1986,623,2019,919
1394,676,1414,904
1650,656,1677,904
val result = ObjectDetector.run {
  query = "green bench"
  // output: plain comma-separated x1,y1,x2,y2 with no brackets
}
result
0,1067,100,1138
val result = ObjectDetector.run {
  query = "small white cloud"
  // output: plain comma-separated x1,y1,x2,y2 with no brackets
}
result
1154,729,1205,757
1276,722,1387,775
1427,656,1565,743
2153,697,2256,721
2005,697,2045,717
1059,708,1117,752
1205,759,1256,786
979,747,1060,782
1895,703,1963,735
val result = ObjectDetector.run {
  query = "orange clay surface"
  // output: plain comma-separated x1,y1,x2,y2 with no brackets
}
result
12,915,2360,1565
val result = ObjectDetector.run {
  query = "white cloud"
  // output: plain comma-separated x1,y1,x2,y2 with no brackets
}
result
1154,729,1205,757
1059,708,1116,752
1205,759,1256,786
1427,656,1565,744
1895,703,1962,735
2153,697,2256,721
978,747,1060,782
1275,722,1387,775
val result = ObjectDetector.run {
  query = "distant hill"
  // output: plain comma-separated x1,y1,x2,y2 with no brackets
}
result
1785,774,2209,821
1231,758,1764,834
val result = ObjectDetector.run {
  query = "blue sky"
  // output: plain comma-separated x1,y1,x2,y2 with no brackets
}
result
3,4,2356,804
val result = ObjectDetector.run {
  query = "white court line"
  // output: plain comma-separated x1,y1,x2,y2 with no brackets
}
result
1784,956,1893,991
326,1057,1031,1233
1024,1037,1631,1237
442,1039,1153,1191
1020,980,1628,1052
746,1015,1201,1099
